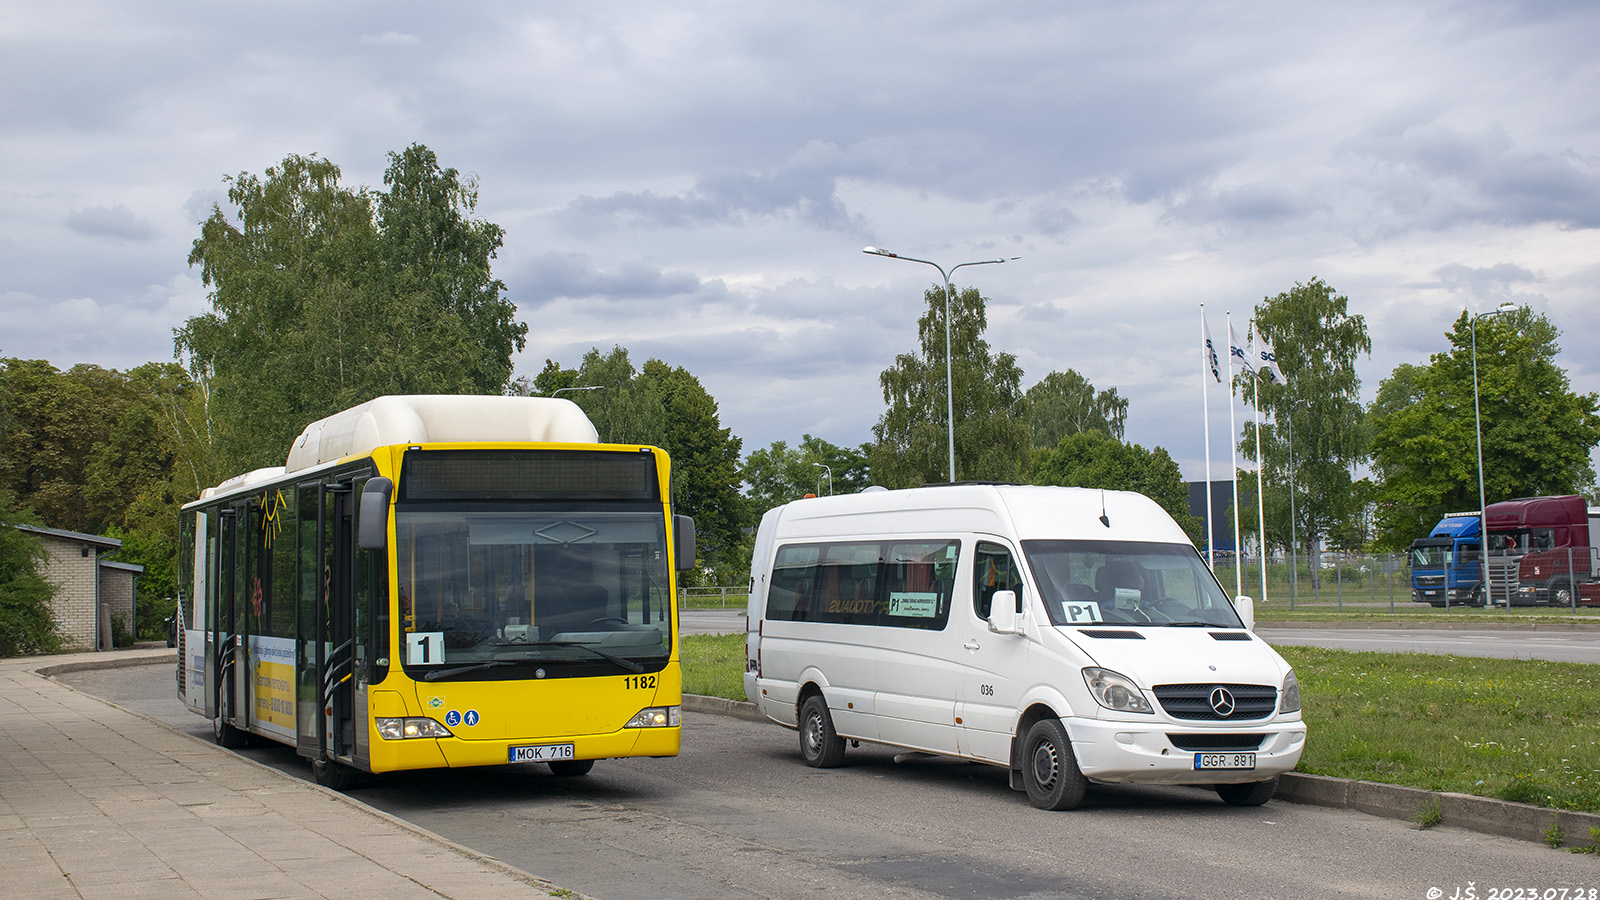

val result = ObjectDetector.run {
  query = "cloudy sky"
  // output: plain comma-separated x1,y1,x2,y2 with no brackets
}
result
5,1,1598,481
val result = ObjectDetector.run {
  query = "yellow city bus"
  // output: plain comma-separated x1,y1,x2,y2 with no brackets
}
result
176,395,693,788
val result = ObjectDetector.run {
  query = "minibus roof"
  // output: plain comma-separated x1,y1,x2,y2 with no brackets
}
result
767,484,1192,545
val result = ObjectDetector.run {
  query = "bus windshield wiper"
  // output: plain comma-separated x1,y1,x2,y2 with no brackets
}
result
423,660,512,681
528,641,647,673
1162,620,1219,627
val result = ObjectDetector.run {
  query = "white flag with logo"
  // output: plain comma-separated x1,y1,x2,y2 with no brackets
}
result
1202,316,1222,383
1251,327,1287,385
1229,322,1254,373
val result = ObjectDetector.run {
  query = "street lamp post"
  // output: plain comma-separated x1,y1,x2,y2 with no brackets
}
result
551,386,603,398
1472,302,1517,608
812,462,832,497
862,246,1017,482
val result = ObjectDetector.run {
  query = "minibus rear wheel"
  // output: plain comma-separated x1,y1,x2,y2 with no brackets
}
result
1021,719,1086,810
799,694,845,767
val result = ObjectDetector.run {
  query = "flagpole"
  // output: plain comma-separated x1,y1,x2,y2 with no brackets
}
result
1227,312,1243,598
1253,371,1268,603
1201,305,1215,572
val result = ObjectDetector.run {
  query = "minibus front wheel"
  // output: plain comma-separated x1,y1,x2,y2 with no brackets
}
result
1214,777,1278,807
799,694,845,768
1021,719,1086,811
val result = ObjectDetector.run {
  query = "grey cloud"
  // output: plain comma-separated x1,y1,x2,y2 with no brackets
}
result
358,31,421,47
66,205,160,242
1340,122,1600,229
1163,181,1313,227
562,167,867,235
515,252,710,305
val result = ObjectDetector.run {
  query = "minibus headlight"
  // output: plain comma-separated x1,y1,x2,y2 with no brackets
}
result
1280,670,1301,714
1082,667,1153,714
624,706,681,728
376,717,453,740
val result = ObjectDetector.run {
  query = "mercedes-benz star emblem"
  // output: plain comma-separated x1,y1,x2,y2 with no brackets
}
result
1209,686,1236,717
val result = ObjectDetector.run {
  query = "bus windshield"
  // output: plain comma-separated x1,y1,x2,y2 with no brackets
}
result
1022,539,1243,628
396,508,672,678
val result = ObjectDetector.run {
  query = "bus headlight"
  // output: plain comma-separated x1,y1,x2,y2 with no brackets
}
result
376,717,454,740
1280,670,1301,714
1082,667,1154,714
624,706,681,728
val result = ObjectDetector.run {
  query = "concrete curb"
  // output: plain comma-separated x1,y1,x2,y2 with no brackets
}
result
685,693,1600,849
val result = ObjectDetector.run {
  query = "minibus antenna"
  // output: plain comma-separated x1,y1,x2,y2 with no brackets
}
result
1099,491,1111,528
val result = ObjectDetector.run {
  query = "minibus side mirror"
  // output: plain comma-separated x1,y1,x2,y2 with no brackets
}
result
1233,594,1255,632
988,589,1022,634
358,477,393,551
674,515,696,571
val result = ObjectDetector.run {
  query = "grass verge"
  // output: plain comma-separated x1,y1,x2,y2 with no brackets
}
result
681,634,1600,813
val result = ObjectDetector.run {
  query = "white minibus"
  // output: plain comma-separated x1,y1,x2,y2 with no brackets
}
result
743,484,1305,810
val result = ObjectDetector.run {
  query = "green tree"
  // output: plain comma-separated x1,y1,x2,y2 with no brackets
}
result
743,435,872,514
870,285,1029,486
179,145,526,475
1026,369,1127,446
0,359,201,639
570,346,662,444
0,493,61,657
1369,307,1600,549
1237,279,1370,575
639,360,747,583
1030,431,1203,541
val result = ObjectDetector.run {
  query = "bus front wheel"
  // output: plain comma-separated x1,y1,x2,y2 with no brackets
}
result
548,759,595,777
312,757,356,790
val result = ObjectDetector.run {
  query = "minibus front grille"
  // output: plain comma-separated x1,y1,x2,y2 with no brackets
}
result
1167,733,1266,752
1078,630,1145,640
1152,684,1278,720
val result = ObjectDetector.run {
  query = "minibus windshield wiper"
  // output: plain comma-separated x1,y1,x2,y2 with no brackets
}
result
423,660,513,681
526,641,647,673
1162,620,1221,628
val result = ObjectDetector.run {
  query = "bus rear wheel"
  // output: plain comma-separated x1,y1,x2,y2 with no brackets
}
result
548,759,595,777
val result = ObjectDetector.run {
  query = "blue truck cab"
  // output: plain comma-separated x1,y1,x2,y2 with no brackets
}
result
1409,512,1482,606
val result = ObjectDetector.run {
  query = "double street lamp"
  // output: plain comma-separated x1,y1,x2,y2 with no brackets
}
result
1472,301,1517,607
863,246,1017,482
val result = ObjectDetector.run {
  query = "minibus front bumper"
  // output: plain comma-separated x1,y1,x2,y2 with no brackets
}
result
1063,716,1305,785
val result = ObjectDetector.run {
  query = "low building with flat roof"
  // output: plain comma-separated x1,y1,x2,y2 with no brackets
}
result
14,525,144,650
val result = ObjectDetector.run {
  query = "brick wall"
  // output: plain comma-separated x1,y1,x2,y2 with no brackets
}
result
39,535,100,650
100,567,137,643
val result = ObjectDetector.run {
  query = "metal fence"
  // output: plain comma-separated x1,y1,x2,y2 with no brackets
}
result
683,551,1593,612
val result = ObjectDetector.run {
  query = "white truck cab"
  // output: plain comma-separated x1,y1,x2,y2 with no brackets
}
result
743,484,1305,810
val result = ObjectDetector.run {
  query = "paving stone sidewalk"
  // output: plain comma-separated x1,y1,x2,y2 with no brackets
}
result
0,648,575,900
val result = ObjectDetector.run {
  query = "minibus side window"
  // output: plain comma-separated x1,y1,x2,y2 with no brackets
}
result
816,544,881,624
768,545,822,621
973,542,1023,619
882,540,959,631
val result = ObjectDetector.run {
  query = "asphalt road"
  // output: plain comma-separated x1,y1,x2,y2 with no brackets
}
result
62,663,1600,900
